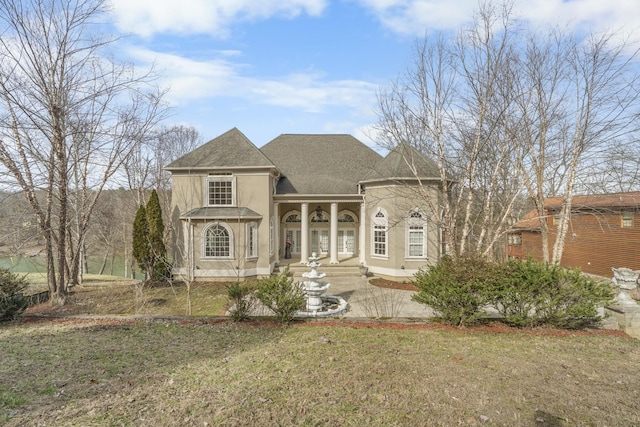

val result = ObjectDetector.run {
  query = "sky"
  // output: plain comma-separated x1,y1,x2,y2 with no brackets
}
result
106,0,640,149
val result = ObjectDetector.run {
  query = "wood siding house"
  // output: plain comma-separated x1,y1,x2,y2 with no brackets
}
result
166,128,444,280
507,192,640,277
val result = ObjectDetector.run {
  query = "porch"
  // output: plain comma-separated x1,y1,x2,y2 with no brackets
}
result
276,254,363,278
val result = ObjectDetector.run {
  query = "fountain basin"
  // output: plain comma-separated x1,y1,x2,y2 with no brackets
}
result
295,295,349,318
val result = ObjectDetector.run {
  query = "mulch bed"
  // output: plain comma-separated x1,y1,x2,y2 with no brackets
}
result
369,277,419,291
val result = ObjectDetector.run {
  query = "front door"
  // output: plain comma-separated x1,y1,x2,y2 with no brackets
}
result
311,229,329,255
337,229,355,254
285,229,301,254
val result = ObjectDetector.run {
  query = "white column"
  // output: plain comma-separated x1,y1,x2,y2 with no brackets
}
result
359,202,366,264
330,202,339,264
274,203,280,264
300,202,309,263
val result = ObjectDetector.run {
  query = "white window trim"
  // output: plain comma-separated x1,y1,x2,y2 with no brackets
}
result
206,175,236,207
371,207,388,259
246,221,258,260
201,222,234,260
406,209,427,259
622,212,633,228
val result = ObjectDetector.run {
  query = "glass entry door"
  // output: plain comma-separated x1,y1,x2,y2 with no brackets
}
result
311,229,329,255
285,229,301,254
337,229,355,254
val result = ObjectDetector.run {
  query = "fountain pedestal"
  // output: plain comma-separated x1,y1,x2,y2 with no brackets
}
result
296,253,348,317
612,267,640,307
301,253,329,312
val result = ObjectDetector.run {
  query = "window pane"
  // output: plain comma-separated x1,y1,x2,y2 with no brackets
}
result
206,225,229,257
374,225,386,255
209,180,233,205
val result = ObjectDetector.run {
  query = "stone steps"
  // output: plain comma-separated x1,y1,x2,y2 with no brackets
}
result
276,263,363,278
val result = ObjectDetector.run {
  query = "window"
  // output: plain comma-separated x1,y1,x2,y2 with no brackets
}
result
204,223,232,258
207,175,234,206
247,222,258,258
269,217,275,255
508,233,522,246
372,209,388,257
622,212,633,228
406,210,427,258
284,213,301,223
338,213,356,223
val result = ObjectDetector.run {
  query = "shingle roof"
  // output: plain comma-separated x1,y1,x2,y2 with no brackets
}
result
166,127,275,170
544,191,640,211
181,207,262,220
361,143,440,182
260,134,383,194
512,191,640,230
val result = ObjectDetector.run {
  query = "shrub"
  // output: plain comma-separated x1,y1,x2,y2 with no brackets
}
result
490,259,614,329
226,282,257,322
487,258,554,327
0,268,29,321
255,269,305,324
412,256,500,326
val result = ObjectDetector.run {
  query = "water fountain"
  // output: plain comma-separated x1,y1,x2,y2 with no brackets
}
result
296,253,348,318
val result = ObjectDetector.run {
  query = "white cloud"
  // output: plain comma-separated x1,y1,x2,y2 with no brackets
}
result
357,0,640,40
108,0,327,37
355,0,478,34
128,47,378,114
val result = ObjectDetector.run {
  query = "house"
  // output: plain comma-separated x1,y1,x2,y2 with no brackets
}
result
507,191,640,277
166,127,443,280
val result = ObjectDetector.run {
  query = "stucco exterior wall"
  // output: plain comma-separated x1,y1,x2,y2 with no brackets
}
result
169,170,275,280
364,182,440,277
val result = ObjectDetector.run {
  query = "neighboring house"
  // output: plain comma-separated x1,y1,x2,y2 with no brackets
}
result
507,191,640,277
166,127,443,280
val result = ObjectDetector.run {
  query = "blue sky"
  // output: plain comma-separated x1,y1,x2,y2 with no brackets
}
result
106,0,640,148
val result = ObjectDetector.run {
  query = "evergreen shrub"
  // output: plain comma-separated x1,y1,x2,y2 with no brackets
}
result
412,256,500,326
412,256,615,329
0,268,29,321
255,269,305,324
226,282,257,322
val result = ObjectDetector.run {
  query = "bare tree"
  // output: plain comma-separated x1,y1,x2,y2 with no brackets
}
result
511,28,640,262
376,0,640,263
0,0,167,302
375,1,522,259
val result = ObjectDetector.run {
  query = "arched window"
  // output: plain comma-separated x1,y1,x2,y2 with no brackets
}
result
406,209,427,258
284,212,301,223
338,212,356,223
203,223,233,258
372,208,388,257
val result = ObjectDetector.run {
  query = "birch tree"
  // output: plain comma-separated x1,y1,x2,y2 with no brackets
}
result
0,0,166,302
375,1,522,259
376,0,640,262
511,30,640,262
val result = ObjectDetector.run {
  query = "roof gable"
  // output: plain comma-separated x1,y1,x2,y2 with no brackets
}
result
166,127,275,170
363,143,440,182
260,134,383,194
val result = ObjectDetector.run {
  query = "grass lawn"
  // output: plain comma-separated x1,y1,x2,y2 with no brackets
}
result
3,282,639,426
24,281,231,317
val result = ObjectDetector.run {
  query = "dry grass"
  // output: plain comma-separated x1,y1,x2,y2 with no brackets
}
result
25,281,230,317
1,317,639,426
